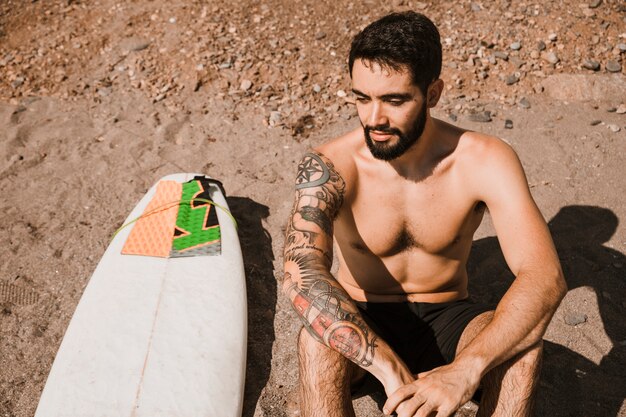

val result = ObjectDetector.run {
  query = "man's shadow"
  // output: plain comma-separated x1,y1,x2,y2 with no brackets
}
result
468,205,626,417
227,197,276,417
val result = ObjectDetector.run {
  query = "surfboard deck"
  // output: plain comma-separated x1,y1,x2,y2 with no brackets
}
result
35,173,247,417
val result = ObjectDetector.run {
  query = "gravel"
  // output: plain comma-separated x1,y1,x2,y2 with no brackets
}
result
606,60,622,73
565,313,588,326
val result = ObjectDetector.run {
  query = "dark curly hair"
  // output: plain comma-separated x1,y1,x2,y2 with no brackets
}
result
348,11,442,94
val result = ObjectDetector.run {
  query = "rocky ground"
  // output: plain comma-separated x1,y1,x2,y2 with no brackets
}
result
0,1,625,416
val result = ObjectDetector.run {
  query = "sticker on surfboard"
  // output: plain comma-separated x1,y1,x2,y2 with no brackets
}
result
121,176,222,257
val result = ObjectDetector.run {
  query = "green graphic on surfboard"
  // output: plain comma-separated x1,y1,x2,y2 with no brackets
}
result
172,178,221,257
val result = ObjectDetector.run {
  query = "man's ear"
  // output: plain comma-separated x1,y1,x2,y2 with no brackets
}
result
426,79,444,108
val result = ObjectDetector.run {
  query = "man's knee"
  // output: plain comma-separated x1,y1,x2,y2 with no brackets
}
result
513,339,543,371
492,339,543,380
298,327,322,355
298,328,349,374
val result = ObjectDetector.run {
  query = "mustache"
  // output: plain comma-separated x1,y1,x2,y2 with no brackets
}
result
364,125,402,136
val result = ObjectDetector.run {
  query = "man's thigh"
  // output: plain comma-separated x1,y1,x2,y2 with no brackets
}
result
357,300,492,373
456,310,495,356
298,327,364,385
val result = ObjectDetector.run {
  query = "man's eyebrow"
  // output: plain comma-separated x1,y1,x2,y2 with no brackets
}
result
351,89,412,101
380,93,412,101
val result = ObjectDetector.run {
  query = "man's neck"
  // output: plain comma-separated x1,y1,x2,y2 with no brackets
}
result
385,116,450,181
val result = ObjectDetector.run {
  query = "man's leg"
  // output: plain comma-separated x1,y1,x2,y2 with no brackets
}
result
298,327,362,417
456,311,543,417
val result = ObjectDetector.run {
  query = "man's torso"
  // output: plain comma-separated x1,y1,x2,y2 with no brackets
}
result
317,120,492,302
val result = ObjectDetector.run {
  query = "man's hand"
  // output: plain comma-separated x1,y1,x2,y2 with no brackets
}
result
383,362,481,417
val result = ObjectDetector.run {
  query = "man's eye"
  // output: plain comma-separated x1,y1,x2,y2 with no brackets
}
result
389,100,405,106
355,97,369,103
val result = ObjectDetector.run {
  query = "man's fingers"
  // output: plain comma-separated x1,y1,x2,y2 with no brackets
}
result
412,401,433,417
434,407,454,417
383,384,414,414
394,395,428,417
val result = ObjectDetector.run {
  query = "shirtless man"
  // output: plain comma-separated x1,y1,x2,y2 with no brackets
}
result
282,11,566,417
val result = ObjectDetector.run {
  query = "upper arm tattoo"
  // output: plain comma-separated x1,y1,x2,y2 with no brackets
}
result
285,151,345,261
283,151,378,368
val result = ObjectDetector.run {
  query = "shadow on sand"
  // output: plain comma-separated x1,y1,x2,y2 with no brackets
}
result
227,197,276,417
468,205,626,417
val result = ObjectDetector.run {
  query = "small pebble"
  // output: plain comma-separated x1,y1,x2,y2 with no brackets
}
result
589,0,602,8
11,77,24,88
121,38,151,52
494,51,509,61
240,79,252,91
504,119,513,129
448,113,458,121
315,31,327,40
510,57,525,69
468,110,492,123
615,104,626,114
542,51,560,64
607,107,617,113
537,40,546,51
607,124,621,133
548,33,558,42
583,60,600,71
617,43,626,53
505,74,519,85
606,60,622,73
313,84,321,93
169,17,176,24
336,90,347,98
269,111,282,126
519,98,531,109
470,3,481,12
564,313,587,326
510,42,521,51
590,120,602,126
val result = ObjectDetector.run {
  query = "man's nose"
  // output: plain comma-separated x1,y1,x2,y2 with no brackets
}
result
367,102,388,127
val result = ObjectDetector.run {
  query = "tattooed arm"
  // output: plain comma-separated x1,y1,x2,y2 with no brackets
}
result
283,151,413,392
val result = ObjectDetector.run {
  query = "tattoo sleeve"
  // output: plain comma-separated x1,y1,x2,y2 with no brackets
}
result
283,151,377,368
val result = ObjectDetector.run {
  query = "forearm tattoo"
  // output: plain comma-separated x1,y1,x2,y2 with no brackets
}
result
284,151,377,367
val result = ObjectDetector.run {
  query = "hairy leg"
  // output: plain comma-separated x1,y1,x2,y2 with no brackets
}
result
457,311,543,417
298,327,362,417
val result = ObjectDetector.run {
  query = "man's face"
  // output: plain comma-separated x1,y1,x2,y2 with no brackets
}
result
351,59,428,161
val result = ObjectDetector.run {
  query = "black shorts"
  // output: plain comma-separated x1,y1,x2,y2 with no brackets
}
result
356,299,492,374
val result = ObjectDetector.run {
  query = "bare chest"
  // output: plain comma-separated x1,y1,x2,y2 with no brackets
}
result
338,177,483,257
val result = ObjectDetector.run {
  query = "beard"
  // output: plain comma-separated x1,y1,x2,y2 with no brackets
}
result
363,103,427,161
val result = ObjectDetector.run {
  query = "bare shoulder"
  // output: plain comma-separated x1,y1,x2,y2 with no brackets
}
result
303,128,362,190
454,131,529,202
457,130,519,165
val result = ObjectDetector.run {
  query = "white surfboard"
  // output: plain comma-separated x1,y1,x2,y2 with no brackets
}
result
35,173,247,417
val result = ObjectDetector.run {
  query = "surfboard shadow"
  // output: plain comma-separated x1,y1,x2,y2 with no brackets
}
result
227,197,276,417
467,205,626,417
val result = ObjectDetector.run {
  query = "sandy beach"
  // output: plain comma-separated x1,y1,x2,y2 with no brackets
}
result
1,1,625,416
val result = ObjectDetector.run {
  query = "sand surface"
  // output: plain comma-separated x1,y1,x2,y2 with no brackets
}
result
1,1,625,416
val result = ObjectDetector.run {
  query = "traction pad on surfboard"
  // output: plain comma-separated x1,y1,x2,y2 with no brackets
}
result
121,176,222,257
